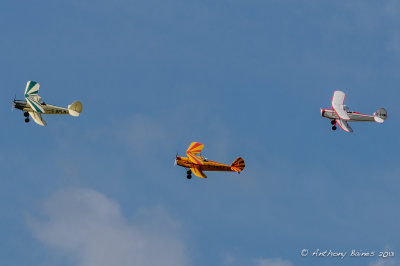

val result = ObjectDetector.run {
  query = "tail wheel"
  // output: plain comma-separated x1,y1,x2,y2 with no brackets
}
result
25,118,30,123
186,174,192,179
332,126,337,131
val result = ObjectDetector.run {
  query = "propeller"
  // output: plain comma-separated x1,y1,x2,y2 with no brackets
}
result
11,94,16,111
174,152,178,166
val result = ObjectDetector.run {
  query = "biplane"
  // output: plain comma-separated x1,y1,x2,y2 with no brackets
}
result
12,81,82,126
175,142,245,179
320,90,387,133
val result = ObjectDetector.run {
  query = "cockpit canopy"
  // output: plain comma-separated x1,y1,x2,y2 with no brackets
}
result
344,105,351,113
37,96,45,105
200,156,208,162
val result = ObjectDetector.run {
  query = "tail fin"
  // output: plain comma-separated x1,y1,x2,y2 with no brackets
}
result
231,157,245,172
374,108,387,123
68,101,83,117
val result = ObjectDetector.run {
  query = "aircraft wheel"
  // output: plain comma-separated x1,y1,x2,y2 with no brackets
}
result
186,170,191,175
186,174,192,179
331,120,336,125
332,126,337,131
24,112,29,117
25,118,30,123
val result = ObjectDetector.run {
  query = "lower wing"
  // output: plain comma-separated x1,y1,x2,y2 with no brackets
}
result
336,119,353,133
191,168,207,178
29,112,47,126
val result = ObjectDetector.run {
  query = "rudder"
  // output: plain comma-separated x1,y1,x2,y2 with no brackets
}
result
68,101,83,117
374,108,387,123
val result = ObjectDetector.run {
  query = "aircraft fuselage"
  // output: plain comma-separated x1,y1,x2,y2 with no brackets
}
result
320,109,374,122
176,156,233,172
13,100,69,114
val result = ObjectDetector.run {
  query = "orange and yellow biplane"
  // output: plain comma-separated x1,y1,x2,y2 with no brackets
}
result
175,142,245,179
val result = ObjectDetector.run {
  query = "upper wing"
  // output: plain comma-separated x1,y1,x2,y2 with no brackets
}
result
187,142,204,154
335,119,353,133
186,142,204,165
29,112,47,126
191,168,207,178
25,81,40,97
331,91,350,120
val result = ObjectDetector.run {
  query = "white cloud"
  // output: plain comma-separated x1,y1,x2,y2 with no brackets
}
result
256,258,293,266
221,252,236,265
370,260,398,266
27,188,190,266
369,247,398,266
221,254,293,266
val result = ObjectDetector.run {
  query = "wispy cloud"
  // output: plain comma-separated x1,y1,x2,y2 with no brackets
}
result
27,188,191,266
369,245,398,266
370,260,398,266
256,258,293,266
221,253,293,266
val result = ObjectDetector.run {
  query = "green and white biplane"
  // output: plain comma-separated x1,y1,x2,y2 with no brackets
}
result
12,81,82,126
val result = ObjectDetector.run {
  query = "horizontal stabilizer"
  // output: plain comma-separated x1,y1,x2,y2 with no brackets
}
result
68,101,83,117
331,91,350,120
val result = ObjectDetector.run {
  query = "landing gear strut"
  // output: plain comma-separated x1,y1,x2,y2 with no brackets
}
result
186,170,192,179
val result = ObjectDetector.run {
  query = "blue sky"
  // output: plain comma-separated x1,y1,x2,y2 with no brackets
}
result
1,1,400,265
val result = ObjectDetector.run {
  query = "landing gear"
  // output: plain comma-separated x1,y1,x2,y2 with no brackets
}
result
24,112,30,123
186,170,192,179
330,120,336,130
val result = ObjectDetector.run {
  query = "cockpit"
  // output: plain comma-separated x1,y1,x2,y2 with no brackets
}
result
344,105,351,113
38,97,46,105
200,155,208,162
